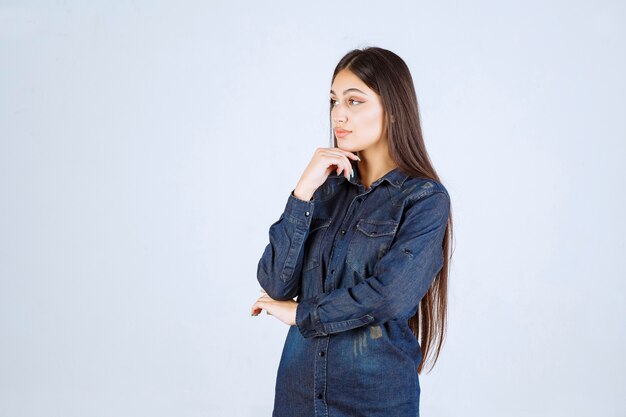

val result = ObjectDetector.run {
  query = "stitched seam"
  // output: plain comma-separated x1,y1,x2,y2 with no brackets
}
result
279,226,306,283
408,188,445,205
323,336,328,416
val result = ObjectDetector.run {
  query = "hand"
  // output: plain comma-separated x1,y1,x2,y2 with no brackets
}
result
251,289,298,326
293,147,360,201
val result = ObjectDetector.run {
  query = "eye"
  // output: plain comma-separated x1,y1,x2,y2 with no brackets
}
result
330,98,363,106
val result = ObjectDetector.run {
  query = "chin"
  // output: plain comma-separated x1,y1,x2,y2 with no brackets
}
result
336,139,360,152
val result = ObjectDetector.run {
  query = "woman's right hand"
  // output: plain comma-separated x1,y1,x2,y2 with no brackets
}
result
293,147,360,201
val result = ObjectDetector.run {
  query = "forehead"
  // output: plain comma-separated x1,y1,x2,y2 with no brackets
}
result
330,70,374,95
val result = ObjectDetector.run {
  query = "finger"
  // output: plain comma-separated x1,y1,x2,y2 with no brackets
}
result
330,148,360,161
254,300,273,316
319,151,355,179
319,148,358,161
323,154,343,176
343,156,352,180
325,155,348,177
255,296,270,304
251,301,266,315
332,154,350,180
322,155,343,176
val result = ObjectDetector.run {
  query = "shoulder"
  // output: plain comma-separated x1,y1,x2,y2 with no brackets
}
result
402,176,450,203
397,177,450,227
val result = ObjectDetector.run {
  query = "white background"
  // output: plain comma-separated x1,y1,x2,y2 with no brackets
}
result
1,1,624,416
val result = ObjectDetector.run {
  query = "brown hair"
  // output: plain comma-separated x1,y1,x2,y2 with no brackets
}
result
329,46,455,375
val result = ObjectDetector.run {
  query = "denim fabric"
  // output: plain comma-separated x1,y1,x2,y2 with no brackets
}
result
257,158,450,417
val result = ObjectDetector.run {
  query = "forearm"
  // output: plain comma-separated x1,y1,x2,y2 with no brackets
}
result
257,190,316,300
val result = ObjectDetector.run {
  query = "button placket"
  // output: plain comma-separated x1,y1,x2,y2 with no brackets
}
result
325,194,363,293
314,337,330,415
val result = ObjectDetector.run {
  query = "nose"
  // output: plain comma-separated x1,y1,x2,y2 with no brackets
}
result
332,104,347,126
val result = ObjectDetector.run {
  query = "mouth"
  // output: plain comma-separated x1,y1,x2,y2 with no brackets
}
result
335,129,351,138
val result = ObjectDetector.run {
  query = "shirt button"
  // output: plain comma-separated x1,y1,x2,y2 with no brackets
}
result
330,269,334,274
317,393,323,399
340,229,346,234
319,351,325,356
305,211,310,216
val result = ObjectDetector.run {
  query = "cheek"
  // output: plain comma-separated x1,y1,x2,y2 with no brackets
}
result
360,109,384,132
364,105,383,121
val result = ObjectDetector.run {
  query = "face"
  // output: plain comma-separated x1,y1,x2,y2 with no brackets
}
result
330,69,387,153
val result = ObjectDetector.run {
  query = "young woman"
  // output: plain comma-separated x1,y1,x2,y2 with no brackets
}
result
251,46,454,417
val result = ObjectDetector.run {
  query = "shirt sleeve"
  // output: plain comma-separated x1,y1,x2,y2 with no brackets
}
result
295,190,450,338
256,189,316,301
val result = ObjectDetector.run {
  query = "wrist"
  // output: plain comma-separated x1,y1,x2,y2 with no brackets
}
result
293,183,315,201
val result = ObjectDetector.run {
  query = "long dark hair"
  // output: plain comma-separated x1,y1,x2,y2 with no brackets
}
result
329,46,455,375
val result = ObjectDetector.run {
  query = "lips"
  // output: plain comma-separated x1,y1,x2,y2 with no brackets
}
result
335,129,351,138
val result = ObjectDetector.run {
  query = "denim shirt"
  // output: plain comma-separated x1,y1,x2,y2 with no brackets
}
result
257,159,450,417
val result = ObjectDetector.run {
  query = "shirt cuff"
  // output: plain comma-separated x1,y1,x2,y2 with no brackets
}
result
284,189,315,226
295,293,327,338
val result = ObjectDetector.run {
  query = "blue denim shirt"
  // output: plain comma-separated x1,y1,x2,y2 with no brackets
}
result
257,159,450,417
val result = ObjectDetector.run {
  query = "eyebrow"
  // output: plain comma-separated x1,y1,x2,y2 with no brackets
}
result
330,88,368,96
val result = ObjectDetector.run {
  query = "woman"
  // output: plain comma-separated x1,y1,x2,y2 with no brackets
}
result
251,46,454,417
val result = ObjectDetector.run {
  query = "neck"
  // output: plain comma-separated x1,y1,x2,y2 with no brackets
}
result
356,148,397,189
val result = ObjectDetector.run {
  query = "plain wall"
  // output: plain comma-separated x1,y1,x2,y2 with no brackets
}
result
1,1,624,416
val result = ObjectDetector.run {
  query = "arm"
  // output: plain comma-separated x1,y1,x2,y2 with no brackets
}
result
256,190,316,301
295,190,450,338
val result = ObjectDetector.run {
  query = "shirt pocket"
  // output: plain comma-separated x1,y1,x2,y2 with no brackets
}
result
303,217,333,272
346,219,399,278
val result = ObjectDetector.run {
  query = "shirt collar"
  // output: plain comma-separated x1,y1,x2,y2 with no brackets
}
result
334,159,409,189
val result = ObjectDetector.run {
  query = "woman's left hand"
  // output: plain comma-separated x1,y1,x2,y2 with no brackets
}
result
251,289,297,326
